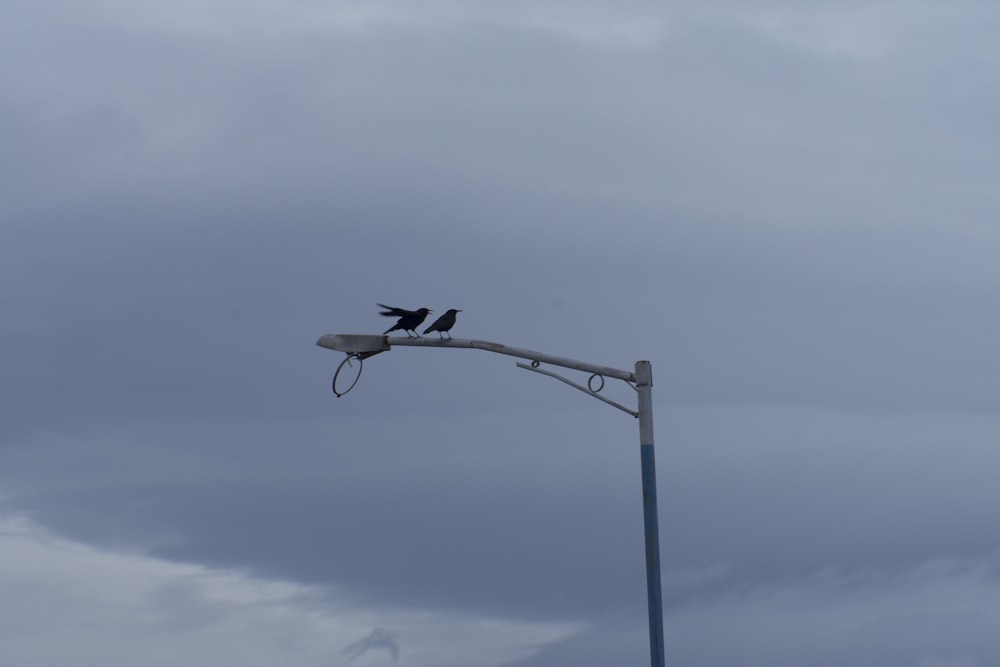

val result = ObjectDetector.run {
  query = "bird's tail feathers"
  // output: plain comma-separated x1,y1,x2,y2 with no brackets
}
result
377,303,406,317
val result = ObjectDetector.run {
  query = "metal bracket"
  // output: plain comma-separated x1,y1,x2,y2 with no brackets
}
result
516,361,639,417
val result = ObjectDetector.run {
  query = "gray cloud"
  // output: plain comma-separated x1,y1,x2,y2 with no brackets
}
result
5,405,1000,629
503,557,1000,667
342,628,400,663
3,1,1000,665
147,578,233,631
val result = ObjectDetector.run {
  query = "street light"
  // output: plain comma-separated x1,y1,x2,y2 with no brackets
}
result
316,333,665,667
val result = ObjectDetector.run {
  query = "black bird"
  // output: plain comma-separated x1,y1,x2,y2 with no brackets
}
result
377,303,431,337
423,309,462,338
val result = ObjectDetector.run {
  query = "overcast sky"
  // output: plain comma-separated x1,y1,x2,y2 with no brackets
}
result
3,1,1000,665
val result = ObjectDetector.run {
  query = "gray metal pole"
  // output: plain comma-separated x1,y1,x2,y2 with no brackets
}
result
315,334,666,663
636,360,665,667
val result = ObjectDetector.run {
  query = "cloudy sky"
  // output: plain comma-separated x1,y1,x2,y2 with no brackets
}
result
3,0,1000,665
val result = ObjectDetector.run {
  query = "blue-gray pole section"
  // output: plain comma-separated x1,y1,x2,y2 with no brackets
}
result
636,360,664,667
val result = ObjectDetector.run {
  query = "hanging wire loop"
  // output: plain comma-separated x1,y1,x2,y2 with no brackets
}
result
332,353,364,397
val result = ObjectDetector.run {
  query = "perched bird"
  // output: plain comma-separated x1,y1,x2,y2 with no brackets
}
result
377,303,431,337
423,309,462,338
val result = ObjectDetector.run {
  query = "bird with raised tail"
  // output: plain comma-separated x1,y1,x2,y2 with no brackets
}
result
377,303,432,337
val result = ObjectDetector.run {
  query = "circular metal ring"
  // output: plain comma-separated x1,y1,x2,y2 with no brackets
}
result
588,373,605,393
332,354,363,397
531,360,540,368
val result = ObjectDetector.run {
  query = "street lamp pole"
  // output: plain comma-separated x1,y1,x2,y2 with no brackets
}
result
316,334,665,667
635,360,665,667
